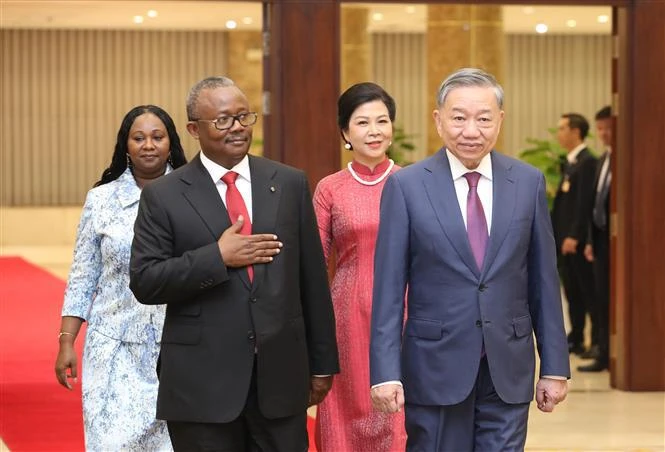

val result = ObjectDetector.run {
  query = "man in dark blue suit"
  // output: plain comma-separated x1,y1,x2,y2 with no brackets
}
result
580,105,613,372
370,68,570,451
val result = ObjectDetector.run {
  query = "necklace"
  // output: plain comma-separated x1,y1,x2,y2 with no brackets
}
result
347,159,394,186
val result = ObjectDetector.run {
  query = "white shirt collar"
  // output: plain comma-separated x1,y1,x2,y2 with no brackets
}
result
567,143,587,163
445,148,493,181
199,151,251,184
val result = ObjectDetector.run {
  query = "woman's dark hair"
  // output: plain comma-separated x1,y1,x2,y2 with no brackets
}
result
94,105,187,187
337,82,396,131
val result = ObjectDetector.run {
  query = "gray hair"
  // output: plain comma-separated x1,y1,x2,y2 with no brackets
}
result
436,68,504,109
186,76,236,120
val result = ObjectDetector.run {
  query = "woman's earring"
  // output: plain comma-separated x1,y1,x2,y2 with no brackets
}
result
126,153,132,167
344,142,352,150
168,153,173,166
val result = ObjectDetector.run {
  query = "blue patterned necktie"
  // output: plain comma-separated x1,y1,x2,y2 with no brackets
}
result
464,172,489,271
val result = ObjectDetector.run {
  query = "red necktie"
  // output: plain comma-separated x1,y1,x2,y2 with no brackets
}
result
464,172,489,271
221,171,253,281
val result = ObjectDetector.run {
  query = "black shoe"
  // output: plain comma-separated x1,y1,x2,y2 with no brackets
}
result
577,360,608,372
568,342,585,355
580,345,599,360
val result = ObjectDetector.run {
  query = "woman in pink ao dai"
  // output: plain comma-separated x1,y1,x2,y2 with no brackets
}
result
314,82,407,452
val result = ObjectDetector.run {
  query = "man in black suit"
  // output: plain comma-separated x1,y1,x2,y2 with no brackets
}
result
551,113,597,356
579,106,613,372
129,76,339,451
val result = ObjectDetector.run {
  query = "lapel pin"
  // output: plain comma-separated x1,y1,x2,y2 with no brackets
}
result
270,186,276,192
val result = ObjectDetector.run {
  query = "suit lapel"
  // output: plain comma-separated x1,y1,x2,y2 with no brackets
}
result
181,154,252,289
423,149,479,277
181,154,231,239
247,156,280,290
482,152,517,278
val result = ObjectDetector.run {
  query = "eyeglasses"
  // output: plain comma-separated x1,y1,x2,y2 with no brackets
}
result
193,112,258,131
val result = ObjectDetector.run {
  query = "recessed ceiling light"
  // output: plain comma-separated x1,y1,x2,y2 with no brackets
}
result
523,7,535,15
535,23,548,34
242,17,253,25
133,15,144,24
147,10,158,18
226,20,237,29
372,12,384,21
566,19,577,28
406,6,416,14
597,15,609,24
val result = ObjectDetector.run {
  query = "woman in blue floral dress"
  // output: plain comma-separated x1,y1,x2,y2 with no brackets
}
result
54,105,187,451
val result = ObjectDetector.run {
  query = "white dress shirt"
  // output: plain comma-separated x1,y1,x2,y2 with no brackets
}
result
566,143,587,164
200,151,253,222
596,148,611,193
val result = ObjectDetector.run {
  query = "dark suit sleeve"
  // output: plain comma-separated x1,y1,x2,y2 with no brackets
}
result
528,174,571,378
297,173,340,375
130,184,229,305
586,157,604,246
570,155,597,241
370,174,409,385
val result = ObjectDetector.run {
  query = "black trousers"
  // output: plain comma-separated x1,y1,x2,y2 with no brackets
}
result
560,249,595,346
591,227,610,363
167,360,308,452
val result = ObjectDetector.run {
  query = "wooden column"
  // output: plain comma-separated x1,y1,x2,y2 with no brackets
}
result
612,0,665,390
263,0,341,190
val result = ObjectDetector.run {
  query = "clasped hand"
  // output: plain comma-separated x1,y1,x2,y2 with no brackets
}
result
371,383,404,414
218,216,282,267
535,377,568,413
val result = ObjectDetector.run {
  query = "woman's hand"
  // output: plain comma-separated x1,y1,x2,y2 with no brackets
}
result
55,341,78,390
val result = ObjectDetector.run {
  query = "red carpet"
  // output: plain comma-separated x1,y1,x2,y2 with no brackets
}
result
0,257,85,451
0,256,317,450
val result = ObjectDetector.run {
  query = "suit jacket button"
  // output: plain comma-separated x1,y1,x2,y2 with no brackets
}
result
476,320,482,327
248,331,255,340
479,283,487,292
250,297,257,303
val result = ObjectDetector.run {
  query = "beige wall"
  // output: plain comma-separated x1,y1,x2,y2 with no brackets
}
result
372,33,428,163
503,34,612,155
1,28,611,206
370,33,611,157
1,29,228,206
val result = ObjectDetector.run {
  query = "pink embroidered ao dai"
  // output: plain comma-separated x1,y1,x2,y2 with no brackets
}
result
313,159,406,452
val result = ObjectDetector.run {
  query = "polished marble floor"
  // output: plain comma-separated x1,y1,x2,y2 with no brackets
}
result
1,244,663,451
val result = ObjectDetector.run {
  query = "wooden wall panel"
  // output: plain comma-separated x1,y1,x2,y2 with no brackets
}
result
0,29,227,206
613,0,665,391
264,0,340,190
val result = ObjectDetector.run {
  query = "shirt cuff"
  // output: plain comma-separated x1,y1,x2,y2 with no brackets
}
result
371,380,403,389
542,375,568,380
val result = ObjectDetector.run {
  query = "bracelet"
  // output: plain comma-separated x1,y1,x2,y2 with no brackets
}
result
58,331,75,339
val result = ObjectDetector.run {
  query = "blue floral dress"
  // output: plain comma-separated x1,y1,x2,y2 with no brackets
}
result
62,168,171,451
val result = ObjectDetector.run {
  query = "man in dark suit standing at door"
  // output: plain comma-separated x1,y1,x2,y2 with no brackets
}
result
552,113,597,355
130,76,339,451
579,106,613,372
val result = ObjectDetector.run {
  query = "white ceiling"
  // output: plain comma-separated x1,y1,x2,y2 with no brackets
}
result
0,1,612,34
